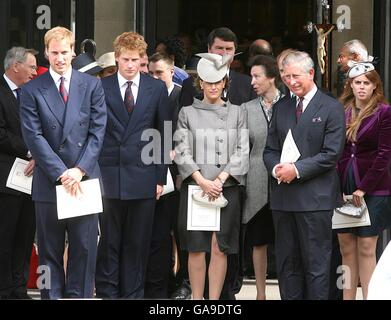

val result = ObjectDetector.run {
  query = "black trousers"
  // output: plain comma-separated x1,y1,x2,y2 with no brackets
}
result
0,193,35,297
145,192,179,298
273,210,333,300
95,198,155,299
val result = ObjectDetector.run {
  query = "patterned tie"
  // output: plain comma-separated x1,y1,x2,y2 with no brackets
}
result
59,77,68,104
296,96,304,122
15,88,21,104
124,81,135,114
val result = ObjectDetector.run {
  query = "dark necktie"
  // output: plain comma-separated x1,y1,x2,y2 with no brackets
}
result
296,96,304,122
59,77,68,104
15,88,21,104
124,81,135,114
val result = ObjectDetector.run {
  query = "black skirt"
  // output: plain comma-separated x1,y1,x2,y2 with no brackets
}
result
177,184,241,255
245,203,275,246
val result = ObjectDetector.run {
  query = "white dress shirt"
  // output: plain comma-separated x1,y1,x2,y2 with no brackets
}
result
49,67,72,93
3,74,18,98
296,85,318,113
118,72,140,104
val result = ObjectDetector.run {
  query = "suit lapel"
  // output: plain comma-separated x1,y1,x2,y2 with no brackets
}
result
284,95,297,132
61,71,86,142
106,74,129,128
227,71,237,102
122,74,153,142
292,90,323,142
0,77,20,121
38,72,65,125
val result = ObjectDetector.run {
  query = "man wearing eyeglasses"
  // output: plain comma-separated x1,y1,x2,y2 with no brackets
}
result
0,47,37,299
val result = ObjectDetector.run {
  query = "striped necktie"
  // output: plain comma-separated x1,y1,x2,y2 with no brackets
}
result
59,77,68,104
296,97,304,122
124,81,135,114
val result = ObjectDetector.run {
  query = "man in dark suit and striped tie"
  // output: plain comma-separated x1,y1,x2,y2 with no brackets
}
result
95,32,170,299
263,51,346,299
20,26,107,299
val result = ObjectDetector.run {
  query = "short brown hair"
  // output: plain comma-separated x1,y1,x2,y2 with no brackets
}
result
113,32,147,57
148,52,174,67
44,26,74,50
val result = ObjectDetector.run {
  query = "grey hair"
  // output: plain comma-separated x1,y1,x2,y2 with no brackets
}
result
4,47,38,70
343,39,369,61
282,51,314,73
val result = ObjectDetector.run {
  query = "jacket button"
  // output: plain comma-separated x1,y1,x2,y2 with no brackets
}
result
351,154,354,158
216,164,221,168
52,125,56,129
77,142,82,147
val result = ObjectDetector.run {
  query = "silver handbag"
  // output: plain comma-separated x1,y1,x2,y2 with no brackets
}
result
335,196,366,218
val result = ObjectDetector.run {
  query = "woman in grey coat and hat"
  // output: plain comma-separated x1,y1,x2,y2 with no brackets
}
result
242,54,283,299
174,53,249,299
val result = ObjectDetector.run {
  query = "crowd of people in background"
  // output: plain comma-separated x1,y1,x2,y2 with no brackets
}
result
1,23,391,301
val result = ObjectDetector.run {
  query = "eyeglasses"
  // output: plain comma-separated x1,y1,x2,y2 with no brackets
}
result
17,62,37,71
26,65,38,71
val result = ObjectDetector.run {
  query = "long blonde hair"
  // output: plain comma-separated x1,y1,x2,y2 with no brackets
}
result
339,70,387,142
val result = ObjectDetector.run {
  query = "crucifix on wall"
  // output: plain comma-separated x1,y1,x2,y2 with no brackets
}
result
314,24,335,75
306,0,339,90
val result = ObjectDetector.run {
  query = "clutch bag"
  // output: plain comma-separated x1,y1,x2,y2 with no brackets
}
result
334,196,366,218
192,191,228,208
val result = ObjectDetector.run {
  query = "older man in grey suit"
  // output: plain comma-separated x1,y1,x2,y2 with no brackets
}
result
263,51,345,300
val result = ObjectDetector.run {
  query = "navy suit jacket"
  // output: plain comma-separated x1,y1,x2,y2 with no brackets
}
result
263,89,346,212
19,70,107,202
99,73,170,200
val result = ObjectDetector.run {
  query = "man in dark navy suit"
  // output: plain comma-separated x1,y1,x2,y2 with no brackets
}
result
19,26,107,299
95,32,170,299
144,52,181,298
0,47,37,299
263,51,345,299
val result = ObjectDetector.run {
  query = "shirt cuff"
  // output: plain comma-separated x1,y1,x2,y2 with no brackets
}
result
293,163,300,179
272,165,278,179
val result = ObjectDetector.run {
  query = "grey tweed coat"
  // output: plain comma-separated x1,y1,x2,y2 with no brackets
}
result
241,97,270,224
